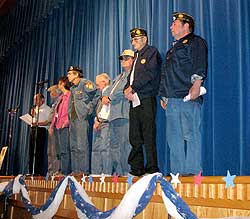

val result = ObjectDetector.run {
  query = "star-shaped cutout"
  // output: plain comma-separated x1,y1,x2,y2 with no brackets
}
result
31,176,34,182
45,172,49,181
127,175,134,186
222,170,236,189
194,171,203,186
88,175,93,183
51,175,55,182
170,173,181,188
100,173,106,184
81,174,87,183
112,173,119,183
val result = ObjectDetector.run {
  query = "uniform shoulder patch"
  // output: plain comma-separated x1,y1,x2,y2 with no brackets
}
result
85,81,94,89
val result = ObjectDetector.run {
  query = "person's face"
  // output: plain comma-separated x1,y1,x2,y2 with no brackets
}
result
34,95,44,107
96,77,108,91
120,56,134,71
50,90,59,99
58,80,65,91
131,36,147,51
170,19,187,40
67,71,78,82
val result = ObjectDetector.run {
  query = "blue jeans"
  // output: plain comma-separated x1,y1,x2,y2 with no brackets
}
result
69,118,89,173
165,98,202,174
91,123,111,174
110,118,131,175
55,128,71,174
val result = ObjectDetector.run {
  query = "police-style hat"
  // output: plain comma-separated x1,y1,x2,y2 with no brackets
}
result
67,66,83,74
119,49,135,60
173,12,195,31
67,66,83,77
130,28,147,38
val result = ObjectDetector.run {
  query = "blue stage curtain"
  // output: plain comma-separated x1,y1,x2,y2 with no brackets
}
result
0,0,249,175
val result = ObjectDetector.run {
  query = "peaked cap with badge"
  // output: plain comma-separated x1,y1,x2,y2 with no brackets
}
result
130,28,147,38
173,12,195,32
67,66,83,77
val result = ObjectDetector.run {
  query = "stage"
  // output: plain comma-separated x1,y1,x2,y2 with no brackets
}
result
0,174,250,219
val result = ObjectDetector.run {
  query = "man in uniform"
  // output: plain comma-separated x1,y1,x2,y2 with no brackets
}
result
67,66,100,174
159,12,208,175
124,28,162,176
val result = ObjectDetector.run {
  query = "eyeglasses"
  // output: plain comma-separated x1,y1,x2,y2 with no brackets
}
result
130,37,143,43
120,56,132,61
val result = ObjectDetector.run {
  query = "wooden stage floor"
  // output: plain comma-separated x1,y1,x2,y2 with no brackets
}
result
0,175,250,218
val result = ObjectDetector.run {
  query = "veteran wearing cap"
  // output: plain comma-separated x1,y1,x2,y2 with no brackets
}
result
159,12,208,175
101,49,134,175
67,66,100,174
124,28,162,176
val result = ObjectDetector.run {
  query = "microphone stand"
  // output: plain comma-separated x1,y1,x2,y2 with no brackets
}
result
5,106,19,175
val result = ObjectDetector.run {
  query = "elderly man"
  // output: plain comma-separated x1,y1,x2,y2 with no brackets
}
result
29,93,51,176
100,50,134,175
124,28,162,176
159,12,208,175
67,66,100,174
91,73,111,174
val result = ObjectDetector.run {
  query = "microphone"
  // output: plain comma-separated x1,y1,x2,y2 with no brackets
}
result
36,79,49,85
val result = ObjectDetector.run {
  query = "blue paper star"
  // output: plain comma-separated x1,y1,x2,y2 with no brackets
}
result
222,170,236,189
88,176,93,183
127,175,134,186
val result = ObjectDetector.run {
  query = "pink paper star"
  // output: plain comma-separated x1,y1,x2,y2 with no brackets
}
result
194,171,203,185
112,173,119,183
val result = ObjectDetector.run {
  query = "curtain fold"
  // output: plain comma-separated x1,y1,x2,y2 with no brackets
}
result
0,0,249,175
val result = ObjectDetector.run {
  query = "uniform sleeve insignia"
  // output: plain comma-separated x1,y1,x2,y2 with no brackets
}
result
76,90,83,94
182,39,188,44
141,58,146,64
85,81,94,89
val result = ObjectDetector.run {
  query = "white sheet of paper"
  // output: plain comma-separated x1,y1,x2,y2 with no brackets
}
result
19,113,33,126
98,104,111,120
132,92,141,108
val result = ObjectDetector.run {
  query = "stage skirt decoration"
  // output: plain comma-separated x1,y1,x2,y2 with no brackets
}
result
0,173,197,219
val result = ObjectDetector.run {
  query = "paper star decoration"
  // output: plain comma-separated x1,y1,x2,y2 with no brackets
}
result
112,173,119,183
170,173,181,188
81,174,87,183
222,170,236,189
127,175,134,186
194,171,203,185
31,176,34,183
100,173,106,184
51,175,55,182
45,172,49,181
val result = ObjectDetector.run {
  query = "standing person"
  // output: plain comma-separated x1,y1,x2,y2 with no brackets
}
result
49,76,71,175
47,85,61,174
159,12,208,175
91,73,111,175
29,93,51,176
67,66,100,174
124,28,162,176
101,49,134,175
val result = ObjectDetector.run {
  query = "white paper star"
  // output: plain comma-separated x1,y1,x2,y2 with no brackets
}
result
31,176,34,182
100,173,106,184
51,175,55,182
81,174,87,183
170,173,181,188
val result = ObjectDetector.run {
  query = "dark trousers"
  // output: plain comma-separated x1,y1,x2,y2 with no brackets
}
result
128,97,159,175
29,127,47,176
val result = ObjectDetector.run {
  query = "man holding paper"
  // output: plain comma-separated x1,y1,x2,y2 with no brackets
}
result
159,12,208,175
124,28,162,176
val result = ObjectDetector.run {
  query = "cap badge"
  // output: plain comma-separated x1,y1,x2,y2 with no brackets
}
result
141,59,146,64
178,14,184,18
136,29,141,35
